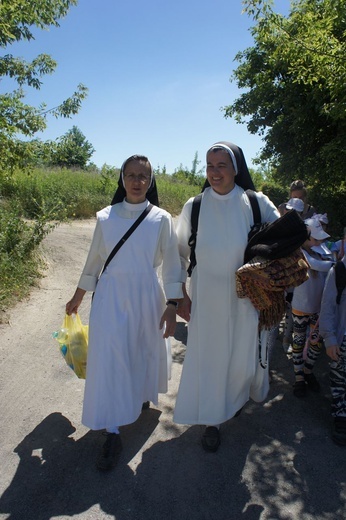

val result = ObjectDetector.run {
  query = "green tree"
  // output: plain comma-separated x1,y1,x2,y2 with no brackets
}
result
51,126,95,169
224,0,346,189
0,0,88,173
171,152,205,185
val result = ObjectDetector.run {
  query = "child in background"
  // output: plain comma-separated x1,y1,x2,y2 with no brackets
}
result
291,218,333,397
281,198,304,353
320,255,346,445
331,227,346,261
311,214,334,261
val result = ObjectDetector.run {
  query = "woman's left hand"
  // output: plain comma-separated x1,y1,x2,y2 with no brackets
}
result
160,305,177,338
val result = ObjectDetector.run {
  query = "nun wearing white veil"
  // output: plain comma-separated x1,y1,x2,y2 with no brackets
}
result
174,141,279,452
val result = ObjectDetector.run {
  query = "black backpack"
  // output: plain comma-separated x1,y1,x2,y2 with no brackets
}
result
187,189,261,276
335,261,346,304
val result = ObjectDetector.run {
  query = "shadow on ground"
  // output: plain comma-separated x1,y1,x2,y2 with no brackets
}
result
1,339,345,520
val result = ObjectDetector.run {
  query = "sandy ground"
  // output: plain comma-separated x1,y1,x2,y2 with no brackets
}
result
0,219,345,520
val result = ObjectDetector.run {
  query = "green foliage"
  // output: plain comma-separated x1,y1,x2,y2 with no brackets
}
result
0,167,201,311
0,0,78,46
225,0,346,187
0,0,87,174
171,151,205,186
0,199,55,310
1,167,200,220
1,162,344,312
155,176,200,214
50,126,95,169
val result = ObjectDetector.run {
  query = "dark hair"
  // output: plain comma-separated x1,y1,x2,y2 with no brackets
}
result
290,179,307,197
121,154,151,174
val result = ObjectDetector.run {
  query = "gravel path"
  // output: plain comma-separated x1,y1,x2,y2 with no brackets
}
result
0,219,345,520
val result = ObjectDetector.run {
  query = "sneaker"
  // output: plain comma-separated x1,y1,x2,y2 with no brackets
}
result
96,433,122,471
141,401,150,411
293,380,307,398
332,417,346,446
304,372,320,392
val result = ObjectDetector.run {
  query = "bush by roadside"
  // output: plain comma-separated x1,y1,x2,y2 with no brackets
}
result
0,168,200,313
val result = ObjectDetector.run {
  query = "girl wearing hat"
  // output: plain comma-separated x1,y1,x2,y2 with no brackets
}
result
278,180,317,219
291,218,334,397
66,154,182,470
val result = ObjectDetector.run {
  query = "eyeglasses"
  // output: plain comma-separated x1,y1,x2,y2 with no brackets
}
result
124,174,151,183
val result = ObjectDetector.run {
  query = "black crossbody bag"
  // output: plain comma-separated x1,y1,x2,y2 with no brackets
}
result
93,204,153,298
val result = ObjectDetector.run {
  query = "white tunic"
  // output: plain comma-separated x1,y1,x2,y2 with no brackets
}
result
174,186,279,426
79,200,182,431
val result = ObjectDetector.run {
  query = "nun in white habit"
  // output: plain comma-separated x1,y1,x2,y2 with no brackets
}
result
66,154,182,470
174,141,279,452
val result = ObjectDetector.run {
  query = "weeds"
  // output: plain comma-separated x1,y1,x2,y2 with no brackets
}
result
0,201,53,310
0,167,201,311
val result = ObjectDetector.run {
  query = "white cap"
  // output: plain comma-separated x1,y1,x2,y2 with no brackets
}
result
305,218,330,241
313,213,329,225
286,198,304,213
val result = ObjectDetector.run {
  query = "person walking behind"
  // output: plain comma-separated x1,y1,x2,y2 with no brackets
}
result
173,141,279,452
281,198,305,353
66,154,182,471
320,255,346,445
291,218,333,398
278,180,316,219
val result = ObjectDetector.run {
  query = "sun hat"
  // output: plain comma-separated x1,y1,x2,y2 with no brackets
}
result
313,213,329,225
286,198,304,213
305,217,330,241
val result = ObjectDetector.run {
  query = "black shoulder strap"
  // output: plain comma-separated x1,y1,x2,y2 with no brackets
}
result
187,194,202,276
335,260,346,304
102,204,153,274
246,189,261,226
187,190,261,276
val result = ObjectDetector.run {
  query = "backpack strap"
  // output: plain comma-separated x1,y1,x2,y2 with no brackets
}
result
187,193,202,276
187,190,261,276
246,189,261,226
335,260,346,304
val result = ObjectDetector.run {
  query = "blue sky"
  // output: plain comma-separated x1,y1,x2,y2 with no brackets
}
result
4,0,289,173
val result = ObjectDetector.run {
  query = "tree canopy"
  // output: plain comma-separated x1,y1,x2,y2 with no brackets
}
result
0,0,87,173
224,0,346,190
51,126,95,169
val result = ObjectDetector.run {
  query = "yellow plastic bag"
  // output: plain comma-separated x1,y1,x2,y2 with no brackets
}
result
52,313,88,379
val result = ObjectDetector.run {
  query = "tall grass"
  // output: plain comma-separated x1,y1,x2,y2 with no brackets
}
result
0,167,201,312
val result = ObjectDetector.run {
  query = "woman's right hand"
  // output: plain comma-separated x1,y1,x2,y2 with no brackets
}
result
65,288,86,315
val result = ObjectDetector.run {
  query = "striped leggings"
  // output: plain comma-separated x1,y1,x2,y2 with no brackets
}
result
292,312,322,381
330,335,346,417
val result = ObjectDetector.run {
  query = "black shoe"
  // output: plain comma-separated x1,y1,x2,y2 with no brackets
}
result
201,426,221,452
293,380,307,398
332,417,346,446
304,372,320,392
142,401,150,411
96,433,122,471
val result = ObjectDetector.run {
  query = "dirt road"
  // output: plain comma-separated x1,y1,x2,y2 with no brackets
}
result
0,219,345,520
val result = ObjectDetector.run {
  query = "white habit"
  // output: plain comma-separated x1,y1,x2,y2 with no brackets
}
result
174,186,279,426
78,200,182,431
